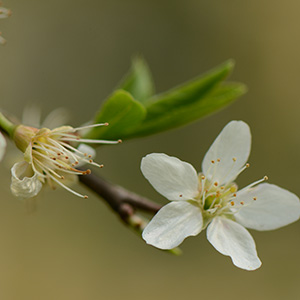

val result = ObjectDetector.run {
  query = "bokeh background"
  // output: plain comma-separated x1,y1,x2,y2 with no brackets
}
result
1,0,300,299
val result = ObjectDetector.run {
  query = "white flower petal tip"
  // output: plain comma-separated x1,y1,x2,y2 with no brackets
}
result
0,7,12,19
202,121,251,185
0,6,11,45
11,162,43,199
141,153,199,201
235,183,300,231
142,201,203,249
207,217,262,271
0,132,6,161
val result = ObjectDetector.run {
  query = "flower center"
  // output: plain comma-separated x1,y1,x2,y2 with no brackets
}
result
192,158,268,225
197,173,238,217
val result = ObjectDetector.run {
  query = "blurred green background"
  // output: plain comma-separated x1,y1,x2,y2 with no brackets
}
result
1,0,300,299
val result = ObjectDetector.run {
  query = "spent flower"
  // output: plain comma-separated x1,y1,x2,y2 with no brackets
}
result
141,121,300,270
11,123,121,199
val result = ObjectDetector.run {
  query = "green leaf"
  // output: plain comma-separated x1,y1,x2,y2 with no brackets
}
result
86,90,146,140
126,82,246,138
143,60,234,116
118,57,155,103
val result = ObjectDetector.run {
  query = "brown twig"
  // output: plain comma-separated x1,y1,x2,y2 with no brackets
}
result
79,170,161,224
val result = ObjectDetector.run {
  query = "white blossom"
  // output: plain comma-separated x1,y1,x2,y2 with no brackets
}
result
141,121,300,270
0,5,12,45
0,131,6,161
11,123,121,199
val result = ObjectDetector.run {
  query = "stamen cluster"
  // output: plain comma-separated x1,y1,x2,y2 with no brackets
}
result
12,123,120,198
196,158,267,222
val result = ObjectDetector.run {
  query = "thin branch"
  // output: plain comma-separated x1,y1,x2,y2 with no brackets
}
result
79,172,182,255
78,170,161,223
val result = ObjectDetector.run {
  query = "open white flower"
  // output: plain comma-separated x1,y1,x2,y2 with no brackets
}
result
141,121,300,270
0,131,6,161
0,5,12,45
11,123,121,199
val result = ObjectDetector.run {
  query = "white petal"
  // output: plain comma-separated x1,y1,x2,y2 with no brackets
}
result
207,217,261,270
11,162,43,199
141,153,199,201
234,183,300,231
0,132,6,161
42,107,70,129
22,105,42,128
142,201,203,249
202,121,251,185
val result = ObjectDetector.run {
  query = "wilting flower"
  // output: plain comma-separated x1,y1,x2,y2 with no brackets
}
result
141,121,300,270
0,5,12,45
0,131,6,161
11,123,120,199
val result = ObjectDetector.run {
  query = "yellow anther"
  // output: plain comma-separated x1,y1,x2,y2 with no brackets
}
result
230,202,235,206
201,175,205,180
232,157,237,162
214,182,218,187
217,158,221,162
230,186,237,193
211,160,215,164
264,176,268,180
246,163,250,168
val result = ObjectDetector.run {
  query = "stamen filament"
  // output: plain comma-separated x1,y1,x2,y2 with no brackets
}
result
60,138,121,144
72,123,109,131
48,173,88,199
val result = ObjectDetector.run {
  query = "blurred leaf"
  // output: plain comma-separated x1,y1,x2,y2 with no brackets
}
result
143,60,234,116
118,57,155,103
87,90,146,140
88,60,246,141
126,82,246,138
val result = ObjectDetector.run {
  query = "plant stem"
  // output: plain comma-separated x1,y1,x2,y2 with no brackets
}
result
0,112,16,137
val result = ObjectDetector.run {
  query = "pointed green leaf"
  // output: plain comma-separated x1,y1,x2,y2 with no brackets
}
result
118,57,155,103
143,60,235,118
86,90,146,140
125,82,246,138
